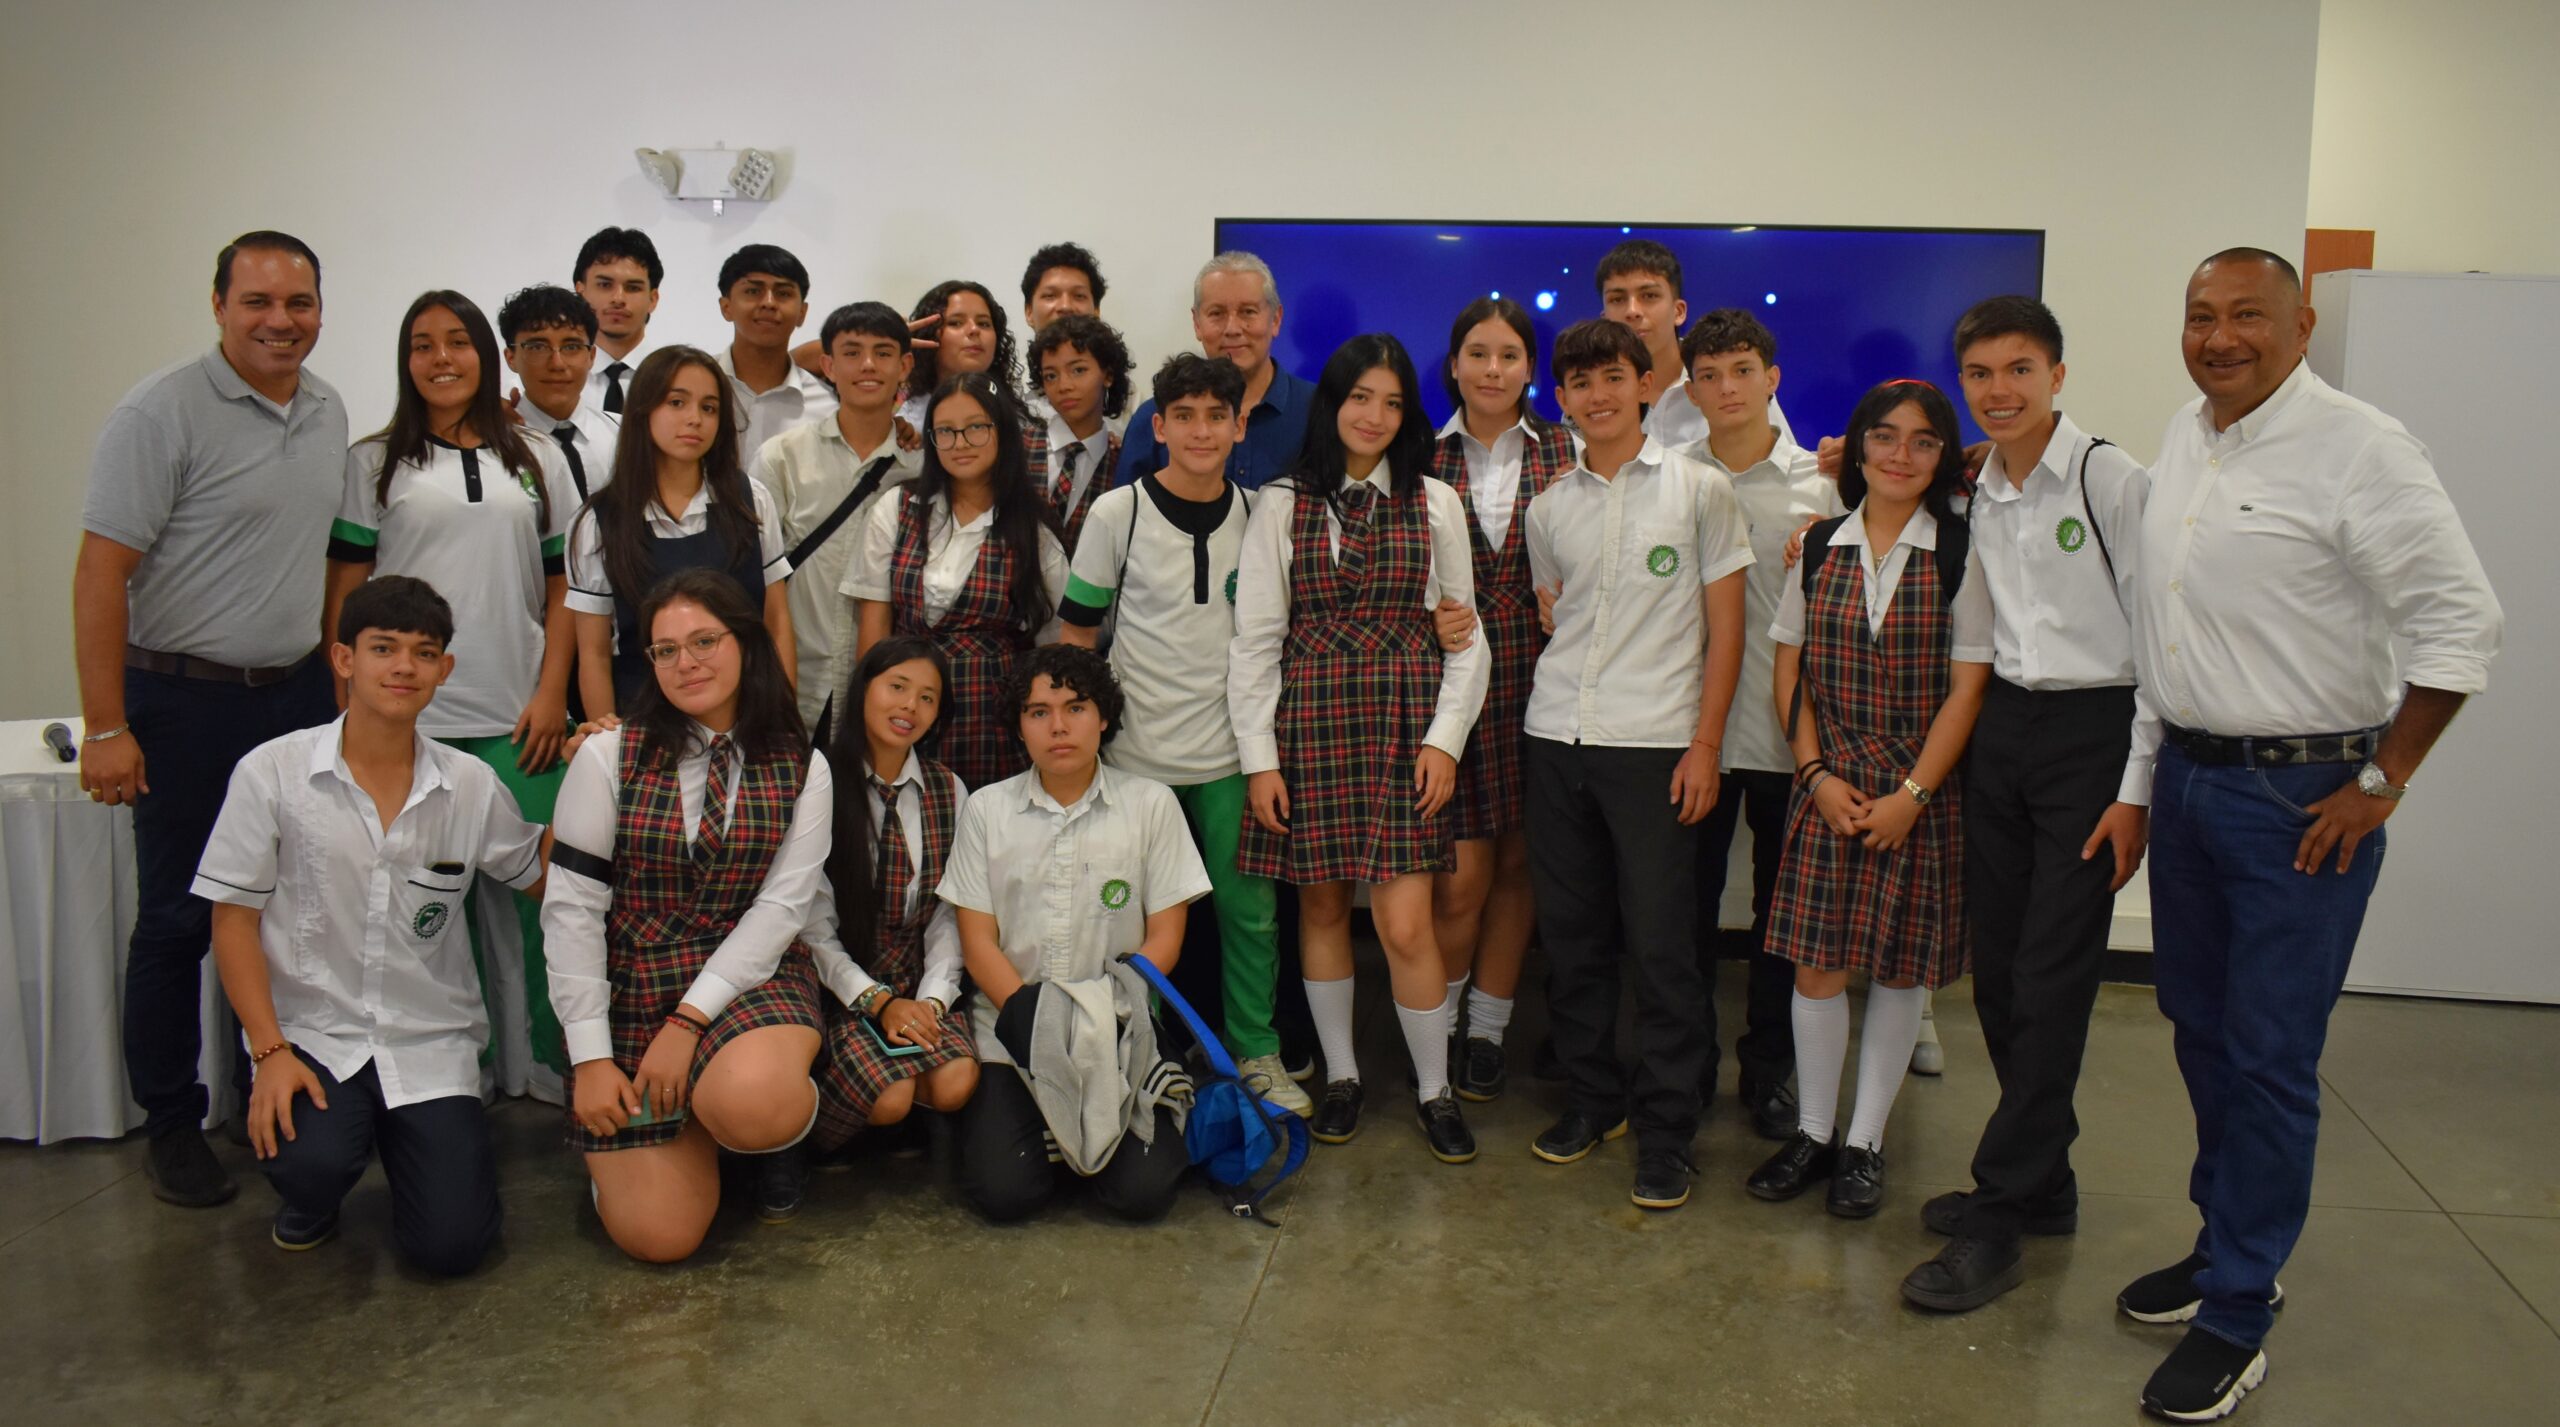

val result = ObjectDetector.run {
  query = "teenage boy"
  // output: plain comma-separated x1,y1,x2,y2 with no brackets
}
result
499,285,615,499
756,301,921,739
942,644,1212,1222
1020,240,1106,333
1113,252,1316,491
195,577,546,1274
1057,354,1309,1117
1523,319,1754,1212
1028,314,1133,552
1674,309,1841,1142
714,243,835,461
1595,239,1793,447
573,226,662,417
1899,296,2152,1314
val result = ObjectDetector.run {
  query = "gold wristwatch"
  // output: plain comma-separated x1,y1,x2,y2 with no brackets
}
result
1902,778,1933,806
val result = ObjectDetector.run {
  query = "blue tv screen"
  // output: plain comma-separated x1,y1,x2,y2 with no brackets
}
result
1212,219,2044,447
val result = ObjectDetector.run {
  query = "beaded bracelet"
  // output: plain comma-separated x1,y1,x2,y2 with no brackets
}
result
250,1040,293,1065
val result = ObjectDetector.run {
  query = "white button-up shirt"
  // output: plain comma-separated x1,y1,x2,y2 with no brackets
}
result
1683,434,1844,774
805,750,968,1010
191,719,544,1108
1435,410,1532,550
540,726,836,1066
563,476,793,617
716,344,838,469
1771,503,1996,660
1524,438,1757,748
844,488,1070,637
752,416,920,728
2133,362,2502,752
1227,469,1491,775
587,337,653,418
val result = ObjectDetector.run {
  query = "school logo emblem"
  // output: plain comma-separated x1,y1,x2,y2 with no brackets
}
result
1646,544,1680,578
1099,879,1132,910
412,901,452,940
516,468,542,500
2056,516,2088,554
1224,569,1239,605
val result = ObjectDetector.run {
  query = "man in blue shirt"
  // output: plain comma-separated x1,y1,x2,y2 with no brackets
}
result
1112,252,1315,490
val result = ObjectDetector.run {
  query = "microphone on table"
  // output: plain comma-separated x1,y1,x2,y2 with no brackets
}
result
42,722,76,764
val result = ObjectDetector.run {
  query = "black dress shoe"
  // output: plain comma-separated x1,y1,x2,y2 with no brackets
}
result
1311,1079,1365,1144
1454,1036,1507,1103
1744,1132,1837,1201
2140,1327,2267,1422
1631,1151,1697,1210
1530,1108,1629,1164
1741,1079,1799,1142
755,1145,808,1223
145,1125,237,1208
1922,1188,2079,1238
1900,1235,2025,1312
1416,1090,1477,1163
2117,1252,2286,1325
1826,1144,1887,1218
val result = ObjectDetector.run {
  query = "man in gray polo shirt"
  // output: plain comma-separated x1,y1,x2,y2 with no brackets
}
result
72,230,343,1208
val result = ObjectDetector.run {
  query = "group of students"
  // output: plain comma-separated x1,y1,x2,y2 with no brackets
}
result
76,224,2505,1425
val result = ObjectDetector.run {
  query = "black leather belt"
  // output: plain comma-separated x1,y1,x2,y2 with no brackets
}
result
125,644,313,688
2164,725,2381,768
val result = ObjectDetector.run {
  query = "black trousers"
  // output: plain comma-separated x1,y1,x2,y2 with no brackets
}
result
123,656,334,1135
1693,767,1798,1094
1958,678,2135,1242
1526,739,1707,1156
260,1053,501,1277
956,1065,1189,1223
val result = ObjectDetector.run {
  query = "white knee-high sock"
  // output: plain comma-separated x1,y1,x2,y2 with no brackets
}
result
1465,985,1515,1046
1306,977,1359,1085
1847,983,1928,1152
1792,989,1851,1142
1398,996,1453,1102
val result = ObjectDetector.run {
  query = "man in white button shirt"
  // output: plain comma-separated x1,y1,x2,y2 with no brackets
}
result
2120,249,2502,1423
197,578,546,1274
1899,297,2151,1316
713,244,836,462
573,227,662,420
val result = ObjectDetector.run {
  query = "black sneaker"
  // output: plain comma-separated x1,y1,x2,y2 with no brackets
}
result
145,1125,237,1208
1312,1079,1365,1144
1283,1041,1318,1084
1826,1144,1887,1219
1530,1108,1630,1165
755,1145,808,1223
1454,1036,1507,1103
270,1205,338,1252
1631,1151,1698,1210
1744,1132,1837,1201
1922,1188,2079,1238
1416,1091,1477,1164
1740,1079,1799,1142
2117,1253,2286,1325
1900,1235,2025,1312
2140,1327,2268,1422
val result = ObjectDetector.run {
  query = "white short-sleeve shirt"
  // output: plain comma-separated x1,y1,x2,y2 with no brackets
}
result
753,418,921,728
1681,435,1844,774
564,476,792,617
1065,478,1252,785
845,488,1069,640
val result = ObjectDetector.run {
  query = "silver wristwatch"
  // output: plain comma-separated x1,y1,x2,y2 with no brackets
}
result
2354,762,2406,801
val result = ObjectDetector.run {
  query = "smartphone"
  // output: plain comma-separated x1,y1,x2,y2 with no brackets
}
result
861,1015,928,1058
622,1099,686,1129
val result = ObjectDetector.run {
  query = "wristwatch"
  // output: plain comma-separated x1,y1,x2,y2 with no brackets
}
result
2355,761,2407,801
1902,778,1933,806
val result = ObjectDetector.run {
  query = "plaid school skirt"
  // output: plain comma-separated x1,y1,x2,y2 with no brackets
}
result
1763,731,1968,988
933,625,1030,795
811,997,975,1147
1237,624,1454,885
564,941,825,1153
1449,580,1539,842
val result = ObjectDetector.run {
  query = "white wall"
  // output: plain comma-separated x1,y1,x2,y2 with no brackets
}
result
0,0,2320,720
2309,0,2560,275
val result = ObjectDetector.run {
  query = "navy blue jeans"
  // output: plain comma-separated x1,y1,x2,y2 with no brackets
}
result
261,1053,501,1277
2149,742,2385,1349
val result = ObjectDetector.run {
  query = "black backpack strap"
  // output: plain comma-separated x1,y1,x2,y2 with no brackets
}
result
788,455,899,571
2074,436,2118,588
1934,511,1970,603
1786,516,1851,742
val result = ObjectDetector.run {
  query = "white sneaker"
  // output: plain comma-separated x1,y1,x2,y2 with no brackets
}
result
1911,993,1944,1076
1237,1054,1316,1117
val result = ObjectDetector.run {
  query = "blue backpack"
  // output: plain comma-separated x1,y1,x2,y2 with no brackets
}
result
1126,956,1309,1218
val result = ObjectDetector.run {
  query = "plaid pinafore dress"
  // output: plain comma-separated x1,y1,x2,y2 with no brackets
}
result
1236,480,1454,885
566,730,825,1152
1763,542,1969,987
888,489,1033,793
1428,422,1576,842
1031,425,1122,555
811,760,977,1143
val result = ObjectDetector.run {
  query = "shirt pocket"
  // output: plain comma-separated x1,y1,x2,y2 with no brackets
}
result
1632,523,1695,586
391,865,470,950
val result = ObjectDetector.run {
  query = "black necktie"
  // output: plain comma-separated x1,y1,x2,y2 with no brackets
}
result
552,426,588,499
602,361,630,415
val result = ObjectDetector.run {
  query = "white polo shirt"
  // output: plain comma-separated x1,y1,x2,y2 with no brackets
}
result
717,344,837,467
844,488,1069,638
1770,503,1996,661
937,765,1211,1037
1065,477,1252,786
1681,434,1844,774
805,750,968,1010
334,434,582,738
192,718,545,1107
1523,438,1757,748
564,476,792,618
753,417,921,728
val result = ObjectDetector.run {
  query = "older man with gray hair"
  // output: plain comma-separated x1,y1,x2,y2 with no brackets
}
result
1112,251,1316,490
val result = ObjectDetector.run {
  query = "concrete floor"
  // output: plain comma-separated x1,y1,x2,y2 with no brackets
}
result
4,974,2555,1426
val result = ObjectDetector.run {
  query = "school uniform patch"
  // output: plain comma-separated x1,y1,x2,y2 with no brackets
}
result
2056,516,2088,554
1647,544,1681,577
1224,568,1238,604
1099,877,1132,910
411,901,451,940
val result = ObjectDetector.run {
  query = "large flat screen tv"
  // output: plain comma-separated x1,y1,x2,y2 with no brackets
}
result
1212,219,2044,446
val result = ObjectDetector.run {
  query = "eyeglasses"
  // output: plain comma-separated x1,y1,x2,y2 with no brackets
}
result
929,422,996,450
1862,428,1946,461
510,339,594,360
642,630,734,667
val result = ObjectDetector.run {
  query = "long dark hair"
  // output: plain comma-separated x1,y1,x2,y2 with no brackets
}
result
907,279,1023,412
1838,378,1971,523
824,635,953,955
584,345,760,618
908,372,1055,635
1441,296,1546,427
366,290,547,528
1282,333,1434,504
625,567,806,771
